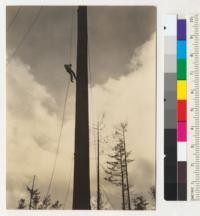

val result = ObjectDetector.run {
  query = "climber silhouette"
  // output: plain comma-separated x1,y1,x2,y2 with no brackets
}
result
64,64,77,82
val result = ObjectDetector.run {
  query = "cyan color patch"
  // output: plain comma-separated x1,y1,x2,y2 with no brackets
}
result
177,40,186,59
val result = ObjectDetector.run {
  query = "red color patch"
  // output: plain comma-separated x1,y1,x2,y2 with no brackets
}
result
177,100,186,121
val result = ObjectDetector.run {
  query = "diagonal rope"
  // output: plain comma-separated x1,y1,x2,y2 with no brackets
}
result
7,6,43,65
59,7,77,208
45,79,71,198
7,6,22,32
63,160,73,209
45,6,76,200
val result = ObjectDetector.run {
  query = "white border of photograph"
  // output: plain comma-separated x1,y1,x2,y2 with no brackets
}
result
1,0,200,216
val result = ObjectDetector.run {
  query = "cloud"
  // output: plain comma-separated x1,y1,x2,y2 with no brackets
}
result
89,33,156,207
6,57,75,208
7,58,58,151
6,33,156,209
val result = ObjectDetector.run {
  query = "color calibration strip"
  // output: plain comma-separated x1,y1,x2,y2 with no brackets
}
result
164,15,187,200
177,18,187,200
165,14,200,201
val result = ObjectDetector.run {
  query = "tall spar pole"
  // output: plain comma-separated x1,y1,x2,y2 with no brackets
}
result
72,6,91,209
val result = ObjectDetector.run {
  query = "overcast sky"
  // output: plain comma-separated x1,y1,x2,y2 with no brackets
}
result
6,6,156,209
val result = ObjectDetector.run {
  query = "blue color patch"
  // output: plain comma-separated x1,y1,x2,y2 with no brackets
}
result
177,40,186,59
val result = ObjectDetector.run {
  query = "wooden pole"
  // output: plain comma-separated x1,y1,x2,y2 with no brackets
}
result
72,6,91,209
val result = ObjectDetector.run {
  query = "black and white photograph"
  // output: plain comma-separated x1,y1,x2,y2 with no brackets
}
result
6,6,156,210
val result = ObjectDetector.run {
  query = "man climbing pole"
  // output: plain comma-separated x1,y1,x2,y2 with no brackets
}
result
64,64,77,82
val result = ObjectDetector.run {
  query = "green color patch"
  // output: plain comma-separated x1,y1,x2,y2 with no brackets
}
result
177,59,186,80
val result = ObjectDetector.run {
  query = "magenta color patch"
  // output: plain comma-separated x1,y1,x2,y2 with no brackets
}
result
177,122,187,141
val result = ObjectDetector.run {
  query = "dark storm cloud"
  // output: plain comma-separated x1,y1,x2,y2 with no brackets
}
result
6,6,156,105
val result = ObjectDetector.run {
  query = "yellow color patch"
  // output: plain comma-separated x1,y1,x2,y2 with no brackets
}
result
177,80,187,100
